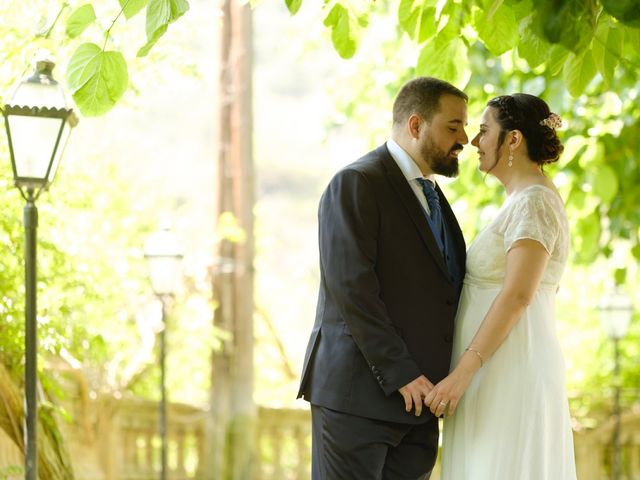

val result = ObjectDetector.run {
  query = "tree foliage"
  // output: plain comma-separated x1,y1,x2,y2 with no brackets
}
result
1,0,189,116
284,0,640,420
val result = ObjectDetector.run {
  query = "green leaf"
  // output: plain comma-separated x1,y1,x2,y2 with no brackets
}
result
533,0,595,53
118,0,149,19
145,0,170,37
579,140,604,168
67,43,102,93
575,212,601,263
399,0,419,37
285,0,302,15
398,0,437,43
138,0,189,57
614,268,627,285
323,3,357,59
517,17,551,69
601,0,640,28
560,135,588,167
547,45,570,75
66,43,128,117
484,0,504,20
474,3,519,56
169,0,189,22
592,20,624,87
138,24,168,57
562,50,597,97
592,164,619,204
66,4,96,38
416,32,470,87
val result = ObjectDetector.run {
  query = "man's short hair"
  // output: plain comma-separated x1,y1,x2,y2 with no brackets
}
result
392,77,468,125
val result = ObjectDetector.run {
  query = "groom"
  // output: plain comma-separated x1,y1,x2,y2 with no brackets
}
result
297,77,468,479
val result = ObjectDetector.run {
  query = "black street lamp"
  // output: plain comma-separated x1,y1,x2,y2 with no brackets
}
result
2,54,78,480
599,287,633,480
144,225,183,480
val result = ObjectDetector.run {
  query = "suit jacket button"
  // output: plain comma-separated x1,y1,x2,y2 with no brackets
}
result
444,335,453,343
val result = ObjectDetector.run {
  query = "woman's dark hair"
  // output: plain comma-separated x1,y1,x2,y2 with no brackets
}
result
487,93,563,166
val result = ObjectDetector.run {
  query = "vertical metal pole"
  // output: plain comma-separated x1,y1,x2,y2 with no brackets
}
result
160,299,167,480
23,197,38,480
612,337,621,480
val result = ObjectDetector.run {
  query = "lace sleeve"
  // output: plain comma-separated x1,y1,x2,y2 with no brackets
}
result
498,188,562,254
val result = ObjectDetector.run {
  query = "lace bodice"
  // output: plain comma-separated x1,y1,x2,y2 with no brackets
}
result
465,185,570,290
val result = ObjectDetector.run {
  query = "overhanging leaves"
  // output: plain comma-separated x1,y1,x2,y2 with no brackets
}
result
285,0,302,15
66,4,96,38
138,0,189,57
474,3,519,56
398,0,437,43
563,50,597,97
601,0,640,28
118,0,149,20
592,19,624,87
66,43,129,116
518,19,551,69
416,29,469,87
323,3,357,59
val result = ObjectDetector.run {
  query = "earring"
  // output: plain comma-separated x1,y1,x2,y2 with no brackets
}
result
508,151,513,167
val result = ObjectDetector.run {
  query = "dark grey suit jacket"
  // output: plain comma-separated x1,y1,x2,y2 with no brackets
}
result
297,143,466,424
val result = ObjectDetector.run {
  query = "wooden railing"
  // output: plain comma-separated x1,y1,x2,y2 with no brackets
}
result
3,399,640,479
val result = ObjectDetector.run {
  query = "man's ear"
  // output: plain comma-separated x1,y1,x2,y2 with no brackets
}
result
408,114,422,139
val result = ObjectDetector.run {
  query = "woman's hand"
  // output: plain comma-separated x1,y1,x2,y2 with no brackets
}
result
424,353,479,416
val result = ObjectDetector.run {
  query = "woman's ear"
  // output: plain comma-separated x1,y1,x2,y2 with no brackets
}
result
510,130,524,150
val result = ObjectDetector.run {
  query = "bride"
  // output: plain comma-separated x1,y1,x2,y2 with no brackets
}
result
424,93,577,479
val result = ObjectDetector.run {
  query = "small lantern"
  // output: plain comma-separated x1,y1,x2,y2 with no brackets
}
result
144,225,183,296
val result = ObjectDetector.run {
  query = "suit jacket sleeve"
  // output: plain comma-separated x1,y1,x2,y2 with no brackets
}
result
319,167,422,395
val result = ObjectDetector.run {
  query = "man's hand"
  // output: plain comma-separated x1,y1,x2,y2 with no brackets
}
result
398,375,434,416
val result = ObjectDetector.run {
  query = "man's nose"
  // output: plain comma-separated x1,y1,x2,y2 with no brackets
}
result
459,129,469,145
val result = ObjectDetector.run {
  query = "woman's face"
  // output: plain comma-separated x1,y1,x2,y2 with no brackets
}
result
471,107,505,173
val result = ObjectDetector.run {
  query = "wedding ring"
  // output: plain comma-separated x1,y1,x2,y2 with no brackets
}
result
439,401,448,407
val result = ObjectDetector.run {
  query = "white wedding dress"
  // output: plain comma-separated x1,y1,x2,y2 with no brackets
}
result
441,185,577,479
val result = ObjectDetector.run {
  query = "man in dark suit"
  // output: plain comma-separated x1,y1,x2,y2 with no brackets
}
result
297,77,469,479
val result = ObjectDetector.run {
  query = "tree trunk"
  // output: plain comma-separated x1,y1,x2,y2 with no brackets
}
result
206,0,255,478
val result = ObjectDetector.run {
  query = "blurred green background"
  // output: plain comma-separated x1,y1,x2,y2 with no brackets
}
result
1,0,639,478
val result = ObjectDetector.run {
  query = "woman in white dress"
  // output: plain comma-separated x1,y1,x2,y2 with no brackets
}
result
424,93,577,479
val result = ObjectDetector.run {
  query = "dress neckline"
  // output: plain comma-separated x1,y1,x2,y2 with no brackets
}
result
508,183,563,203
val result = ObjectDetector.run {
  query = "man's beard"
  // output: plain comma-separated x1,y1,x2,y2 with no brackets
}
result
420,139,461,178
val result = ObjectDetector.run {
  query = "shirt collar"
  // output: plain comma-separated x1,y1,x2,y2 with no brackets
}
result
386,138,435,184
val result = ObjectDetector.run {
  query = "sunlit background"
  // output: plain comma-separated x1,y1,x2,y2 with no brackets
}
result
1,0,639,479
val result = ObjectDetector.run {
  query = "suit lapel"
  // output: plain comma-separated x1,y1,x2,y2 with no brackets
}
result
379,146,451,280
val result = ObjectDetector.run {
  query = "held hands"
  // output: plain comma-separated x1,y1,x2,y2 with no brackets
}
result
424,351,481,417
423,367,473,417
398,375,434,416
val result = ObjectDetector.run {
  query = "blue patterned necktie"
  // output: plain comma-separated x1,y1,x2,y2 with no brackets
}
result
417,178,444,247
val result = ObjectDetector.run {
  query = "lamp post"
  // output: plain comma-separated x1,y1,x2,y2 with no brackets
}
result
144,225,183,480
2,54,78,480
599,287,633,480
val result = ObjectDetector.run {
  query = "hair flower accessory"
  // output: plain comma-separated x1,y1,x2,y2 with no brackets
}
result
539,113,563,130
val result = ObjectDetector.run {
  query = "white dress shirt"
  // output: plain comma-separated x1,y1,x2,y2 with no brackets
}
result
386,138,436,215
